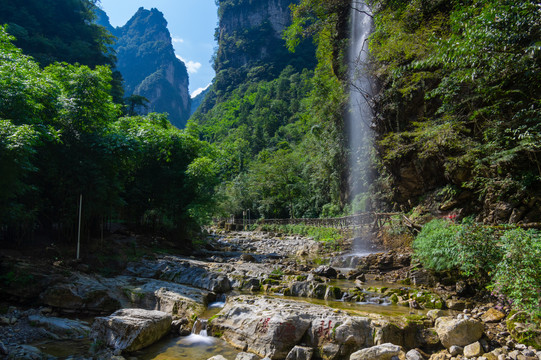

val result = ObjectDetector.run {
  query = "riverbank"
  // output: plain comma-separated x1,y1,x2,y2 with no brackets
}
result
0,227,539,359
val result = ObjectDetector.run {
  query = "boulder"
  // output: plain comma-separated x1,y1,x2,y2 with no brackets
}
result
208,356,229,360
406,349,424,360
449,345,463,356
209,296,375,360
236,352,261,360
161,260,231,293
350,343,405,360
40,273,121,313
118,277,209,319
408,269,436,287
126,257,231,293
506,312,541,349
240,254,256,262
427,310,445,322
313,266,338,279
91,309,171,352
445,299,466,311
286,346,314,360
435,316,484,348
463,341,484,358
481,308,506,323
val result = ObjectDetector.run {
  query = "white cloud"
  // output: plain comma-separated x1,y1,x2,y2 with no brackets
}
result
172,37,184,44
176,54,202,74
191,84,211,98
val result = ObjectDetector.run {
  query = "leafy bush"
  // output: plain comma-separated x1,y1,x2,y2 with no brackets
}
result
455,219,501,282
491,229,541,316
413,219,461,271
414,219,541,316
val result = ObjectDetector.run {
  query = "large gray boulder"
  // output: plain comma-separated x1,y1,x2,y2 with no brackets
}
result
126,257,231,293
209,296,375,360
116,277,209,319
40,273,121,313
435,316,484,348
91,309,171,352
350,343,405,360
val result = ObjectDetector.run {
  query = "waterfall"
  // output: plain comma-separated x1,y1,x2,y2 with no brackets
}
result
347,0,374,206
346,0,381,257
191,319,208,336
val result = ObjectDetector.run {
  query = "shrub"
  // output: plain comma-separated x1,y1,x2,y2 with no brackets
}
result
413,219,461,271
491,228,541,316
456,219,502,282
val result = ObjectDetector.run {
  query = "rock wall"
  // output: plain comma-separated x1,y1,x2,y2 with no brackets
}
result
213,0,315,81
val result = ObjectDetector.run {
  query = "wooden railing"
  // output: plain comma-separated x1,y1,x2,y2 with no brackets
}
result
216,212,405,231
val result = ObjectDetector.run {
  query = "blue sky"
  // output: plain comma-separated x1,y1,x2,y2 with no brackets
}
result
98,0,218,97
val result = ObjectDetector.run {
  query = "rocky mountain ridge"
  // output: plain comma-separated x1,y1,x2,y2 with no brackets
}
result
96,7,191,128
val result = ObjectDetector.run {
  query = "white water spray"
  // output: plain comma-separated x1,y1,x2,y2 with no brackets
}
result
347,0,374,203
347,0,380,257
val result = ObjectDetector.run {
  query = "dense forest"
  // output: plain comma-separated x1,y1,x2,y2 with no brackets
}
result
1,0,540,248
189,0,350,219
0,22,217,248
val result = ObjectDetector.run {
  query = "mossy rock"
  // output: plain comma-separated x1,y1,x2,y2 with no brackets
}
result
262,278,280,285
326,286,343,299
507,312,541,349
283,287,292,296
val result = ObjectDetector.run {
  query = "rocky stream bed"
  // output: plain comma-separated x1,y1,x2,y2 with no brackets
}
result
0,229,540,360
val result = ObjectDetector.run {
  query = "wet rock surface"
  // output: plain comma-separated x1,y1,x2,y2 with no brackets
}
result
1,227,540,359
209,295,375,360
91,308,172,352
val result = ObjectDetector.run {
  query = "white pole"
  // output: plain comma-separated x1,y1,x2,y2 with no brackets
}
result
77,194,82,260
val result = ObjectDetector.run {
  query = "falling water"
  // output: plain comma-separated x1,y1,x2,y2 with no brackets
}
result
346,0,380,257
347,0,374,200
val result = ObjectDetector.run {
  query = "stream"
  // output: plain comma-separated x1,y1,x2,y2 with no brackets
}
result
21,228,431,359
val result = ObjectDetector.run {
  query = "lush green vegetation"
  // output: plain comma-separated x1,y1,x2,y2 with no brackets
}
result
0,27,217,247
414,219,541,316
0,0,115,67
370,0,541,216
190,0,350,220
256,223,344,244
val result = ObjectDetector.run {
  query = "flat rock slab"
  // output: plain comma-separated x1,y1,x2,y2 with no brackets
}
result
27,315,90,338
91,308,171,352
209,295,375,360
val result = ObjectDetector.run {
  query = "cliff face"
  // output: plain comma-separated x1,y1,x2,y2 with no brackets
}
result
214,0,315,82
219,0,291,37
100,7,191,128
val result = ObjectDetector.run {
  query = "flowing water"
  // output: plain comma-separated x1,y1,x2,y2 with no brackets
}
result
346,0,374,200
138,301,240,360
345,0,381,257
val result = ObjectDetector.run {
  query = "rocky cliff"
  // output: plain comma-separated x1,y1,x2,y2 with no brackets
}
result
213,0,315,92
98,7,191,128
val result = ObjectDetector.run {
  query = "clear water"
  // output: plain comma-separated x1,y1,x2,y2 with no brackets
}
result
138,333,240,360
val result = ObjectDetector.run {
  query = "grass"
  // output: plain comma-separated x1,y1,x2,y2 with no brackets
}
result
258,223,344,243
